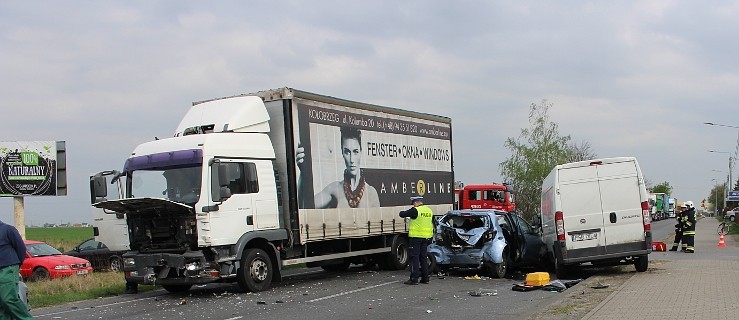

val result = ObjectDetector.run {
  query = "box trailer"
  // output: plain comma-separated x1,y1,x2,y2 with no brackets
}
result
90,88,453,292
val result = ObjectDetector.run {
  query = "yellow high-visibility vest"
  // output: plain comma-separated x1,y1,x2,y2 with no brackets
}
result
409,205,434,238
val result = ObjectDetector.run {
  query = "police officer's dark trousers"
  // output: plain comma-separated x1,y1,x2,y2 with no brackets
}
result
408,237,430,283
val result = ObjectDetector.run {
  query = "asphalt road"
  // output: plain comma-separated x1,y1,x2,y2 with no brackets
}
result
31,264,569,320
32,220,675,320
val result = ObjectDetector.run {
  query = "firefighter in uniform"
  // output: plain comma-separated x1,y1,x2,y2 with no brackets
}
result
399,196,434,285
669,204,686,251
681,201,697,253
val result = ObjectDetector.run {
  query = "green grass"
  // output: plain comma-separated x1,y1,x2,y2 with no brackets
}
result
26,227,93,252
27,272,157,308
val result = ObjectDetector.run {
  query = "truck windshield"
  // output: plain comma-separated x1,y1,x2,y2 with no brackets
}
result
124,149,203,205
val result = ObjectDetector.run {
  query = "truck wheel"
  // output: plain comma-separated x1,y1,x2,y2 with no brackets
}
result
554,252,569,279
634,254,648,272
237,248,273,292
109,256,122,272
162,284,192,293
381,236,408,270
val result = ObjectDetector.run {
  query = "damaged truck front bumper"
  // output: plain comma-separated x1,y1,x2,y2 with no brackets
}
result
123,251,226,285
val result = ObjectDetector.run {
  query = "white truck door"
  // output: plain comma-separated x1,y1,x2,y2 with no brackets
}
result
557,165,607,251
207,160,278,246
596,161,645,248
90,171,130,251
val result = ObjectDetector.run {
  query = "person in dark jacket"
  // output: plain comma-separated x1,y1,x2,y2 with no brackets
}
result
669,205,686,251
0,219,33,319
681,201,697,253
399,196,434,285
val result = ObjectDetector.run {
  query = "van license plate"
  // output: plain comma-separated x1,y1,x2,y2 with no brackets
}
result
571,232,598,241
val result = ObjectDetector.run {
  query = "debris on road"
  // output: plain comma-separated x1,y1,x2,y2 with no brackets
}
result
590,282,610,289
469,288,498,296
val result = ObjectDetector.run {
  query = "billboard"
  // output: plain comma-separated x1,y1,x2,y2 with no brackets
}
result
728,191,739,202
294,102,453,209
0,141,66,196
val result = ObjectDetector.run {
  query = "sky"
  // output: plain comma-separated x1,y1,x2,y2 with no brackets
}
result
1,1,738,225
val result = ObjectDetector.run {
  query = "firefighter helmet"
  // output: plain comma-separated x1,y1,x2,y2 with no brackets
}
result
685,200,694,208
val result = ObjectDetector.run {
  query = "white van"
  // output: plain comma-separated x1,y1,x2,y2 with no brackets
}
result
540,157,651,278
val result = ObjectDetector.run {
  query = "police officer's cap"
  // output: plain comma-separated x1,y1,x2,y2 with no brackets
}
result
410,196,423,203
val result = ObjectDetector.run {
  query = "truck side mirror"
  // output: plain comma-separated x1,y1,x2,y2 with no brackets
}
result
210,162,233,202
91,175,107,203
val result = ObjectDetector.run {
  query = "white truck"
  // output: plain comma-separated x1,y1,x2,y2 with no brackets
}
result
539,157,651,278
90,88,454,293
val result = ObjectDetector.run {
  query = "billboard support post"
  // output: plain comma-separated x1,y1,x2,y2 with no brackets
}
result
14,196,25,240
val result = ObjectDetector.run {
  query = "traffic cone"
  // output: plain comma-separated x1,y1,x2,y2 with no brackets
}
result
717,234,726,247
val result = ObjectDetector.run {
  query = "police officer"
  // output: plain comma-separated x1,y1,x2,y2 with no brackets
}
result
399,196,434,285
681,201,697,253
669,204,686,251
0,219,33,320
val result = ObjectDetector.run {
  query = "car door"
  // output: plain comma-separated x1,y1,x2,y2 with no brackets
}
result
510,214,545,265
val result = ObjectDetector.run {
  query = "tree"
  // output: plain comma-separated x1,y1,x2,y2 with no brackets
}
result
568,140,597,162
500,100,573,220
708,183,726,213
649,181,673,195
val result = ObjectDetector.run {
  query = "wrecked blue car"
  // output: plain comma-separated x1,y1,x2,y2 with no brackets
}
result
428,209,546,278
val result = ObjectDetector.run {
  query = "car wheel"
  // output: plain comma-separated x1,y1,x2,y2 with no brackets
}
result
31,267,50,281
109,256,123,272
427,253,438,274
237,248,273,293
634,254,648,272
731,215,736,222
488,248,509,278
162,284,193,293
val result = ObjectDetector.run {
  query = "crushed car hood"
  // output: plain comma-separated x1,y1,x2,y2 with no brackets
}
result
93,198,193,216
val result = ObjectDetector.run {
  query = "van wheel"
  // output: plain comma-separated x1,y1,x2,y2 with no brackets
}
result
634,254,648,272
381,236,408,270
237,248,273,292
554,253,569,279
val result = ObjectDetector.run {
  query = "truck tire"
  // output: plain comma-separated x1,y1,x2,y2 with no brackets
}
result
162,284,192,293
237,248,273,292
380,236,408,270
634,254,648,272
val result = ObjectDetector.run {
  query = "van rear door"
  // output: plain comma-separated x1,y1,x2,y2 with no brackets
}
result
557,165,607,253
596,160,645,252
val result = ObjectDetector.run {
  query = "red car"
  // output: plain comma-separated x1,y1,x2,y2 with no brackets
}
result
20,240,93,281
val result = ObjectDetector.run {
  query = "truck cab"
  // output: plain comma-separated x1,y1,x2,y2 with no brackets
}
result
454,183,515,212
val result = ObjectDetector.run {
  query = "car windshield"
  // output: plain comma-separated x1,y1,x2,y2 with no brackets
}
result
26,243,62,257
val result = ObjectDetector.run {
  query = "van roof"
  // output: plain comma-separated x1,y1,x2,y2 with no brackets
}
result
555,157,637,170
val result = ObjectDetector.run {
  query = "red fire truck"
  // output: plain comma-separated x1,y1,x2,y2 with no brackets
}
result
454,183,516,212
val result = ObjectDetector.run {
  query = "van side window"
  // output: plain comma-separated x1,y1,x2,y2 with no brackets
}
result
223,162,259,194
